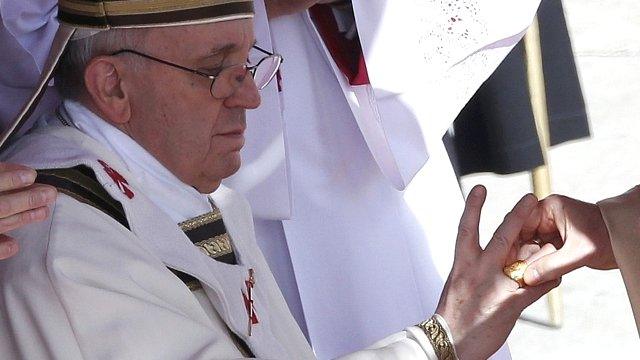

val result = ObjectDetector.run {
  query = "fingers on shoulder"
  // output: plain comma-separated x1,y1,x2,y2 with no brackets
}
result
0,185,57,219
0,166,37,192
0,235,19,260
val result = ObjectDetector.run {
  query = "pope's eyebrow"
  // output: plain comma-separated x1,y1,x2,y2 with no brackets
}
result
200,44,235,59
200,39,258,60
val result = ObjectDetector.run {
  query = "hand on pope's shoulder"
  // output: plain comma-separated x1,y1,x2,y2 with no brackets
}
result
0,162,57,260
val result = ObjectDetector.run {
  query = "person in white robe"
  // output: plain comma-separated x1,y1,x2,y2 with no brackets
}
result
0,1,561,358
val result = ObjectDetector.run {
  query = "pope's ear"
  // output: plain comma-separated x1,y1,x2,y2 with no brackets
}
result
83,56,132,125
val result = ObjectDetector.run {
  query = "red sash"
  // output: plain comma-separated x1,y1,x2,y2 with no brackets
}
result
309,4,370,86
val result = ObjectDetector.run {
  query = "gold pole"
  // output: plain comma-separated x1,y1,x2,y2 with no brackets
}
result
523,16,563,328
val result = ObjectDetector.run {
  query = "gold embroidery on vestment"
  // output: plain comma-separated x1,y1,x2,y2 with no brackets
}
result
178,209,222,232
417,316,458,360
195,234,234,259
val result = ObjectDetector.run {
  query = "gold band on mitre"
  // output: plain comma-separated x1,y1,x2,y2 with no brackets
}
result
58,0,254,29
0,0,254,151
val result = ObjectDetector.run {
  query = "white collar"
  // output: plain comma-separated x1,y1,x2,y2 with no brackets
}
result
60,100,212,223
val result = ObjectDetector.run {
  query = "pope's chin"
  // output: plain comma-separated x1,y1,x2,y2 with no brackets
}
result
193,151,243,194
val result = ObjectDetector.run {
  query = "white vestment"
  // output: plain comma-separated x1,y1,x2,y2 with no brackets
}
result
0,106,450,359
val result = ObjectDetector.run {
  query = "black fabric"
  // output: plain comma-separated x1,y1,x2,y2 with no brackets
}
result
212,252,238,265
183,220,228,244
36,166,130,229
445,0,590,176
538,0,590,145
182,218,238,266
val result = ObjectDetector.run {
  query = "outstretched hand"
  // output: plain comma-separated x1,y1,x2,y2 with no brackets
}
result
436,186,560,360
522,195,616,287
0,163,57,260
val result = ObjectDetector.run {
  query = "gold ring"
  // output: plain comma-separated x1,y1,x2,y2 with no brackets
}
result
503,260,529,288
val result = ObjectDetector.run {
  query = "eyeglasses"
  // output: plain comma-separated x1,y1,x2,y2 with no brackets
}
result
111,45,283,99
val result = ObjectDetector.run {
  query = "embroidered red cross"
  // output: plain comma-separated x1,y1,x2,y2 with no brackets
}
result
242,268,259,336
97,160,134,199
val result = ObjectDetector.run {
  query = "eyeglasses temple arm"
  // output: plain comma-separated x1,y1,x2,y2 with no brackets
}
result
252,45,272,56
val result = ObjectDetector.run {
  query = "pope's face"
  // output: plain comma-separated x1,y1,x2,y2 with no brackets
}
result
124,19,259,193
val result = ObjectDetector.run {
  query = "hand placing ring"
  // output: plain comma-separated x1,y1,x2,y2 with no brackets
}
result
435,186,561,360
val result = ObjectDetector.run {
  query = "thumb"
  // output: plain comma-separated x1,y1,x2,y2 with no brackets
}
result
524,247,583,286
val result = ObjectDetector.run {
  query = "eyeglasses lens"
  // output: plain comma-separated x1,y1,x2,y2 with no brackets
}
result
210,54,282,98
253,55,282,90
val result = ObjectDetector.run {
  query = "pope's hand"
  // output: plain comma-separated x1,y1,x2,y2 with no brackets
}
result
0,163,57,260
265,0,342,18
436,186,560,360
522,195,616,287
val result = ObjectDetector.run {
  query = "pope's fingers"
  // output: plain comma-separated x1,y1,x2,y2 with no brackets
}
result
0,165,37,192
0,185,57,219
0,235,19,260
455,185,486,260
484,194,537,263
524,246,581,286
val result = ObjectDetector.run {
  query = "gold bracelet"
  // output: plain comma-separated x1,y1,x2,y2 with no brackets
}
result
417,316,458,360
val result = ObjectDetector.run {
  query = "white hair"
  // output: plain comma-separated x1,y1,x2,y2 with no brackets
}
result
56,28,148,99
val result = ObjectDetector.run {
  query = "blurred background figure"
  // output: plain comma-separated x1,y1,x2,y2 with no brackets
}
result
445,0,589,178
